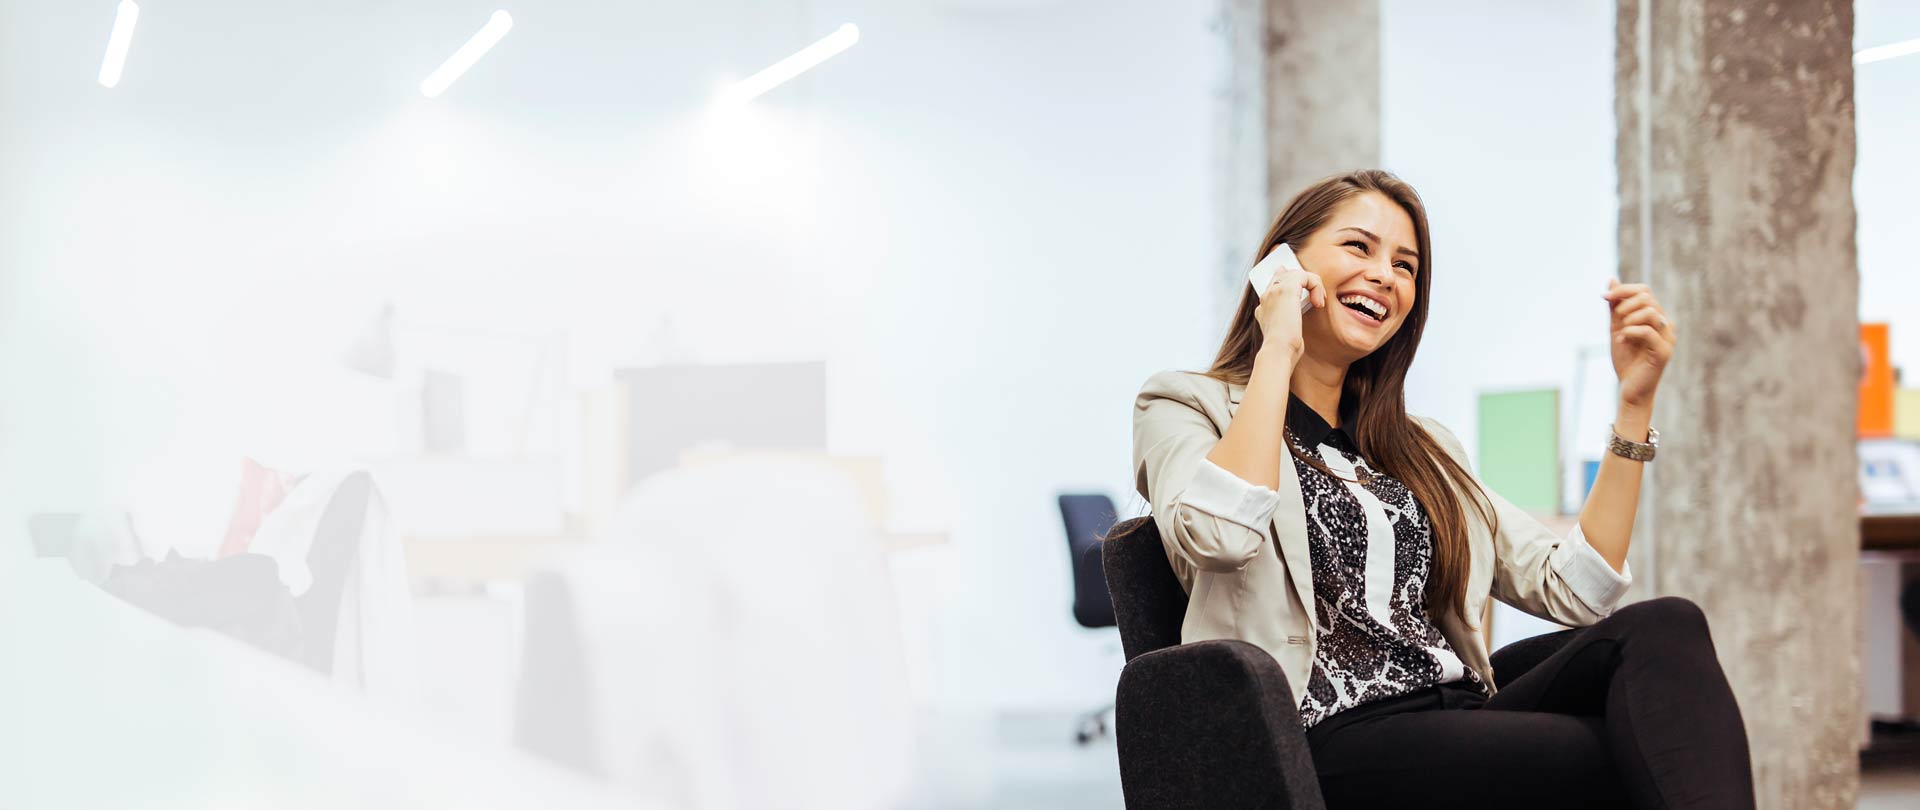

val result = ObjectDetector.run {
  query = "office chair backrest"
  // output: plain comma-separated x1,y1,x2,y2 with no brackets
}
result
1057,494,1119,628
1100,516,1188,662
298,470,372,674
515,568,599,775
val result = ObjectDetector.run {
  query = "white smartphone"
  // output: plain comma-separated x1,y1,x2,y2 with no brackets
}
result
1247,243,1315,314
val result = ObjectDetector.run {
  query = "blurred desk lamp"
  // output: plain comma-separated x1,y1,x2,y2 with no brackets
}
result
342,303,398,381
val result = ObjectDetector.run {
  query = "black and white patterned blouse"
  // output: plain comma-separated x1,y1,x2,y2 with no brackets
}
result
1283,393,1486,728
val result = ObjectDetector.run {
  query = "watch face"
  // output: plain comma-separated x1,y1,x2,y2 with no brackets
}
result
1612,426,1657,447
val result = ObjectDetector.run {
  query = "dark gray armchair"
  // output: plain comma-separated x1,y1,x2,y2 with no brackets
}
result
1101,515,1579,810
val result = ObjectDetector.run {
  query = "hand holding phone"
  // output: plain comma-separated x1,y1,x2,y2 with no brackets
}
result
1247,243,1317,315
1246,243,1323,363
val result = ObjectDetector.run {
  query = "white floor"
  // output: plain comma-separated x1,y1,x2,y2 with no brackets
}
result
902,710,1124,810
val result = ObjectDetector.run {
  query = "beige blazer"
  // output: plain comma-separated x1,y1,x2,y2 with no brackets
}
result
1131,370,1632,704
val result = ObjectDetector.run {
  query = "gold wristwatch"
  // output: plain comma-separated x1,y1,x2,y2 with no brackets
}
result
1607,424,1658,462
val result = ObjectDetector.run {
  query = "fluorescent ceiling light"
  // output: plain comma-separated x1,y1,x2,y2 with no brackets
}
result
719,23,860,105
1855,37,1920,66
420,10,514,99
97,0,140,89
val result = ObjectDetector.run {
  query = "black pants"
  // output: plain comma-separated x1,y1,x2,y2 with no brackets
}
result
1304,597,1754,809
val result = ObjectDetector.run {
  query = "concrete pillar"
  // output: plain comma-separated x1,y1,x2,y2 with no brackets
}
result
1615,1,1860,807
1261,0,1379,216
1211,0,1379,314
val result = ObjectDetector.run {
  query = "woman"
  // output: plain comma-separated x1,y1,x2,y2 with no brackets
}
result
1130,169,1754,808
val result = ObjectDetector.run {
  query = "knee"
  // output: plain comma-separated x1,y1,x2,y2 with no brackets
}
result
1611,596,1710,639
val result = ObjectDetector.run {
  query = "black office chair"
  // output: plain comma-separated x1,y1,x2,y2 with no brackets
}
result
1057,493,1121,743
1904,581,1920,645
514,568,601,775
1101,515,1581,809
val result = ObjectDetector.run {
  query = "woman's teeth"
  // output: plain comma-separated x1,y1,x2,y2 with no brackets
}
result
1339,295,1385,321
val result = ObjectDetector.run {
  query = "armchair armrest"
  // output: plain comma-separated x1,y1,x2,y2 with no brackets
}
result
1113,639,1326,810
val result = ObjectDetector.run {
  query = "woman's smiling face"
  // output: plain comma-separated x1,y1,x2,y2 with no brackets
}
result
1292,191,1421,364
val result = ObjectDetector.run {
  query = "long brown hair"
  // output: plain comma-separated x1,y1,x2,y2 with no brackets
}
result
1202,169,1497,623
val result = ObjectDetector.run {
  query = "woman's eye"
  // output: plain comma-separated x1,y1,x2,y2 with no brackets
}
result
1345,241,1369,253
1395,262,1414,273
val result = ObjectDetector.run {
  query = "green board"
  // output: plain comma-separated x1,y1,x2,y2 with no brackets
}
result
1476,389,1561,514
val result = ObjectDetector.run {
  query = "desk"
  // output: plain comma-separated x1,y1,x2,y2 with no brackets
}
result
405,533,586,587
1861,510,1920,745
0,560,659,810
1864,512,1920,551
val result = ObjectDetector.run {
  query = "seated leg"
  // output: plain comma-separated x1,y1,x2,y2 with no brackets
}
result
1487,596,1755,810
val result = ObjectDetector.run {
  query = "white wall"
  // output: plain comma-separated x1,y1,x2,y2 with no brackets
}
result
808,1,1222,709
0,0,856,551
1382,0,1620,481
0,0,1220,711
1856,0,1920,374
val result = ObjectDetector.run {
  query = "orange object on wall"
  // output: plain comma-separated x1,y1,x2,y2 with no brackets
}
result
1861,323,1894,438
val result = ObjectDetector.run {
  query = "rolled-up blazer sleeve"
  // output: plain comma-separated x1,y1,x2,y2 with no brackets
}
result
1417,417,1634,626
1132,371,1282,583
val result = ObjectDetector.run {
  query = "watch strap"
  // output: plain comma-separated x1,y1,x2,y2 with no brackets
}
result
1607,425,1658,462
